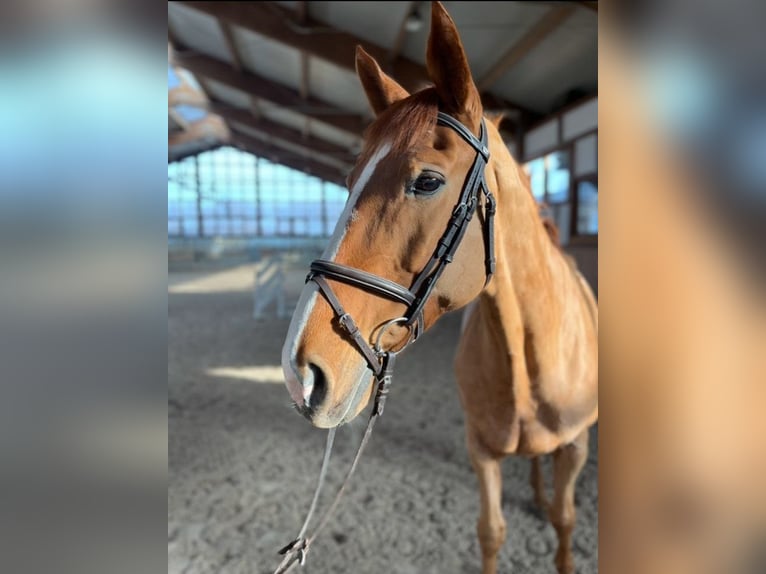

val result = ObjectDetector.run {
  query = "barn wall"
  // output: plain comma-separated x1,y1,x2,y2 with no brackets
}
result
522,97,599,295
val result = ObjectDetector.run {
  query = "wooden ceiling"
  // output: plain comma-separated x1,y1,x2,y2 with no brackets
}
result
168,1,597,184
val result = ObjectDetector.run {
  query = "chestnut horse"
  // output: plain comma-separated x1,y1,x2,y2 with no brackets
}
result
281,3,598,573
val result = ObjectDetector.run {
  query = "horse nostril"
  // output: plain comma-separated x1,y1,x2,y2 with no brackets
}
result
307,362,328,412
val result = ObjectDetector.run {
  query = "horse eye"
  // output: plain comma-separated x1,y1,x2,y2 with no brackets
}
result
411,174,444,195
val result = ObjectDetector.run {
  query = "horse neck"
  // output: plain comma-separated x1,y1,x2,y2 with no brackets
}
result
481,155,571,342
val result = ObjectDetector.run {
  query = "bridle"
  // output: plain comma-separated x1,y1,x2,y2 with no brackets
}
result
273,111,496,574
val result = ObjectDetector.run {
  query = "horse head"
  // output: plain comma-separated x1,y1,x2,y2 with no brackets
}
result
281,2,499,428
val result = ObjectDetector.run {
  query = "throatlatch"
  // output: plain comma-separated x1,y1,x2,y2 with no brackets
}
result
273,111,494,573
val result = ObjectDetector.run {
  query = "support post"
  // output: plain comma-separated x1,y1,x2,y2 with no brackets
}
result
255,155,262,236
193,155,205,261
321,181,328,237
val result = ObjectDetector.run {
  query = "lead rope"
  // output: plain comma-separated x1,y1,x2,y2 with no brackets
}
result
272,352,397,574
272,427,335,572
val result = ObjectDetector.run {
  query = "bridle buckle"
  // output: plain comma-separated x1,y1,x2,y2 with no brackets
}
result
338,313,357,335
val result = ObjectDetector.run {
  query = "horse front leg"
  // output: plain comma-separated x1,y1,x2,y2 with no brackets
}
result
549,427,589,574
467,427,506,574
530,456,549,511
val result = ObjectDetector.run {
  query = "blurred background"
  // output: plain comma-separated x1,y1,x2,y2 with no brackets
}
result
167,2,598,573
0,0,762,573
600,1,765,572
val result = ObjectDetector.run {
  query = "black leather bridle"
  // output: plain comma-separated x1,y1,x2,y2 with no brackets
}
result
308,111,496,389
273,111,496,574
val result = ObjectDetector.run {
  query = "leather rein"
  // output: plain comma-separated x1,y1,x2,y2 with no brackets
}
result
273,112,495,574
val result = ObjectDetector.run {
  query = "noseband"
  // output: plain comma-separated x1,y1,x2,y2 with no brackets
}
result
273,112,495,573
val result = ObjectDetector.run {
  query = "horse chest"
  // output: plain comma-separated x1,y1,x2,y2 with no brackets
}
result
455,308,596,456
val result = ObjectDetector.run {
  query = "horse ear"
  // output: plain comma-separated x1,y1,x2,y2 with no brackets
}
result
426,1,481,120
355,46,409,115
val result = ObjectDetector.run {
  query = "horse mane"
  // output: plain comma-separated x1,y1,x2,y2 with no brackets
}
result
515,162,561,247
541,215,561,246
358,87,440,163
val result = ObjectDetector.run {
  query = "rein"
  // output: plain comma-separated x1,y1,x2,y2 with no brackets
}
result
272,111,494,573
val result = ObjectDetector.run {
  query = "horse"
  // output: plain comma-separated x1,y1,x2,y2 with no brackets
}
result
280,3,598,573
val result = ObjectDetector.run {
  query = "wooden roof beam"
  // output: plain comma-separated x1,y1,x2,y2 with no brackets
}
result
179,58,354,174
174,2,536,117
231,131,347,186
218,19,244,72
209,102,356,165
477,5,576,91
172,49,367,136
296,1,312,138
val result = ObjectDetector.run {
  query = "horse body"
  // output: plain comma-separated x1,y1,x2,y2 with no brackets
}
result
281,4,597,573
456,286,597,458
453,139,597,574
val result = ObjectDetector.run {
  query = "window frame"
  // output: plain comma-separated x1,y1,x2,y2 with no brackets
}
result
522,129,598,246
570,127,598,243
570,174,598,246
167,146,347,239
523,143,575,244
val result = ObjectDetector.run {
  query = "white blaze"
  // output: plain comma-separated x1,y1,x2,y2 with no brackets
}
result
281,143,391,403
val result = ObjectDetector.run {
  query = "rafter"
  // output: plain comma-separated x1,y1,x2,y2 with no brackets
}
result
231,131,346,186
177,1,536,117
477,5,576,91
173,49,367,136
180,1,429,92
208,102,356,165
296,1,310,26
168,28,182,58
296,2,312,137
218,19,244,72
182,59,352,180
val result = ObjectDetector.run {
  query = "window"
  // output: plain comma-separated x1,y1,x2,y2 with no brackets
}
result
576,178,598,236
523,132,598,243
167,146,348,238
524,150,572,243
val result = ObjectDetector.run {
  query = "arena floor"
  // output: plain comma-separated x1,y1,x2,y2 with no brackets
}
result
168,262,598,574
